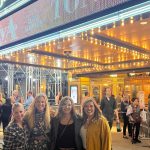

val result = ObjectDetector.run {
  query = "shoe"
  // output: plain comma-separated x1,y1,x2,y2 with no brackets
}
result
117,128,122,132
123,135,128,139
136,139,141,143
131,139,137,144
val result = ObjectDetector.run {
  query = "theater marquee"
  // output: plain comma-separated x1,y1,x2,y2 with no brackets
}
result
0,0,131,47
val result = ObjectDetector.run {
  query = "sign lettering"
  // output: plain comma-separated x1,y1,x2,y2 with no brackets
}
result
0,0,130,47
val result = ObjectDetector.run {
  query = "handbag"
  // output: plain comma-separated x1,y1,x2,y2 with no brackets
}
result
116,122,122,132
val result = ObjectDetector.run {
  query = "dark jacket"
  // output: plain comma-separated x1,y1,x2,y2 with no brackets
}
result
100,96,117,122
1,103,12,122
49,115,83,150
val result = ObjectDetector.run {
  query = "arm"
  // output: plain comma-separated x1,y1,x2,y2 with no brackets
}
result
100,98,104,111
100,117,111,150
3,126,15,150
114,100,120,122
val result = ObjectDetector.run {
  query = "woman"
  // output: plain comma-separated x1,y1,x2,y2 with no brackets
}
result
127,97,141,144
121,94,131,138
3,103,27,150
50,96,83,150
80,97,111,150
24,93,50,150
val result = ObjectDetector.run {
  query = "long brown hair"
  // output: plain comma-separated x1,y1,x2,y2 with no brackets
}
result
57,96,77,120
82,97,102,124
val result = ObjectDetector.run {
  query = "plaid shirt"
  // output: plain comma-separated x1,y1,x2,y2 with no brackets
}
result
3,122,28,150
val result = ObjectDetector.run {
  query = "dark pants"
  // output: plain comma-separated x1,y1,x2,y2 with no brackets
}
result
108,121,113,130
131,122,140,140
122,113,132,136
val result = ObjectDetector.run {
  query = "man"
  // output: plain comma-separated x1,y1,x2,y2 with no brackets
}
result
12,90,23,103
24,91,34,110
100,87,120,129
81,91,89,106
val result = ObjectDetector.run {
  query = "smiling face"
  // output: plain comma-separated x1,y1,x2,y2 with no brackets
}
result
62,99,72,115
35,96,46,112
13,105,25,123
84,101,95,118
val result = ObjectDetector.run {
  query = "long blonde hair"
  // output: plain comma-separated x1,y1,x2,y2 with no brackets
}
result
25,93,50,130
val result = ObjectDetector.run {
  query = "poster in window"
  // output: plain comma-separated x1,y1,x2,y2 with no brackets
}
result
70,85,78,103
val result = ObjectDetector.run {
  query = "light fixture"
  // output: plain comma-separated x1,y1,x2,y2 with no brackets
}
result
5,76,8,81
130,17,134,24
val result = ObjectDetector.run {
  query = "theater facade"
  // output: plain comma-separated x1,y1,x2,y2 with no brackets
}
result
0,0,150,104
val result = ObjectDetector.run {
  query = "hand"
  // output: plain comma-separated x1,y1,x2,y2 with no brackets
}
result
116,119,120,123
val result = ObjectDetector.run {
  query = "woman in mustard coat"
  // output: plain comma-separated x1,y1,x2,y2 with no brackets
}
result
80,97,111,150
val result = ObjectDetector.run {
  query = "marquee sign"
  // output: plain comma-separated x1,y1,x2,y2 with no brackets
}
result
0,0,132,48
0,0,37,20
0,0,7,8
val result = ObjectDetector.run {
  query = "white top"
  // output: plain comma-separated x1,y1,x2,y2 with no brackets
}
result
80,125,87,149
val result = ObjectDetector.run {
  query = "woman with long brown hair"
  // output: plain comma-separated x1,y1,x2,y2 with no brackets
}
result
49,96,83,150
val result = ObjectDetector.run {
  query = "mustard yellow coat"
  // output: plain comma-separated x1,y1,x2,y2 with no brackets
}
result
86,116,111,150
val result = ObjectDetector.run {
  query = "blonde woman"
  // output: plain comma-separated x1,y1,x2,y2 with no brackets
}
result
49,96,83,150
3,103,27,150
80,97,111,150
24,93,50,150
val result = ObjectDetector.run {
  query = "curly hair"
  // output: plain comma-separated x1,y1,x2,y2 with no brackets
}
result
82,97,102,124
24,93,50,130
57,96,77,120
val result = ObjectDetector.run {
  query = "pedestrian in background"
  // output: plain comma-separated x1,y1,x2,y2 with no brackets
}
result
24,91,34,110
1,98,13,131
127,98,141,144
121,94,132,138
100,87,120,129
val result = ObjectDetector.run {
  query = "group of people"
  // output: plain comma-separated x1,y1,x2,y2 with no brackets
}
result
3,92,111,150
121,94,146,144
2,86,147,149
0,90,34,131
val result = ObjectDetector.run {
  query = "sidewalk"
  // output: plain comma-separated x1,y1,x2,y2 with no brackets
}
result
111,126,150,150
0,126,149,149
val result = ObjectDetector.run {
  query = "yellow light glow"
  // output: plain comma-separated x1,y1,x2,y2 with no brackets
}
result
121,20,124,26
98,27,101,33
130,17,134,24
113,22,116,28
140,21,148,25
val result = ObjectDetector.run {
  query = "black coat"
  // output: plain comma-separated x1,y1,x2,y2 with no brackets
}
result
1,103,12,122
49,115,83,150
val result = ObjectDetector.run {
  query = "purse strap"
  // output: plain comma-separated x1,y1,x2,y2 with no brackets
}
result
58,118,71,140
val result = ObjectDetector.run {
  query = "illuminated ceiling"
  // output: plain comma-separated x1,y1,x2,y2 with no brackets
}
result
0,5,150,77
